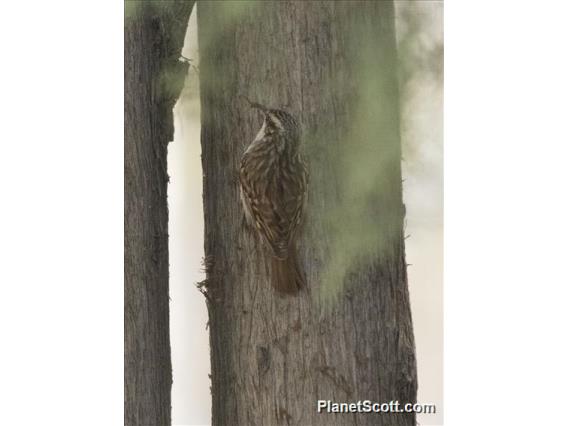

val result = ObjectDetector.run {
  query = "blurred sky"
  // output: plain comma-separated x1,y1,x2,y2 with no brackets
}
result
168,2,443,425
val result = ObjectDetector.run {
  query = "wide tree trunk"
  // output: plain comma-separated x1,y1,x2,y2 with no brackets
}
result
198,1,417,425
124,2,193,425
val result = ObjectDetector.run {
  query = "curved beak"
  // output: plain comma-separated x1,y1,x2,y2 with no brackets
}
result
242,95,268,114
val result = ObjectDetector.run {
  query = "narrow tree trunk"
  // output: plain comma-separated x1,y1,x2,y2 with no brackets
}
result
198,1,417,426
124,2,193,425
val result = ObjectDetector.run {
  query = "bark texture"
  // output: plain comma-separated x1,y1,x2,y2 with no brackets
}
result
124,2,193,425
198,1,417,425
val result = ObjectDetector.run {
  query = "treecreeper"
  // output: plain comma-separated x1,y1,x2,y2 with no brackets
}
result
239,98,308,295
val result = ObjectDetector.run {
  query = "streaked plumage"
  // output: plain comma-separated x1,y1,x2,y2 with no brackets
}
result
239,103,307,294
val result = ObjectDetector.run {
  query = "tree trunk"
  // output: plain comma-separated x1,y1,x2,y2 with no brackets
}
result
198,1,416,425
124,2,193,425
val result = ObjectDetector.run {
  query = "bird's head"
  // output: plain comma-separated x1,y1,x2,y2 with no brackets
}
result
243,97,300,140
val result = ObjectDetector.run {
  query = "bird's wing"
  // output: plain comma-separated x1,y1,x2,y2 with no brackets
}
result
279,154,308,244
240,139,306,259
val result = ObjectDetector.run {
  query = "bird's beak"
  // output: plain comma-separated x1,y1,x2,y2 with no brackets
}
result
242,95,268,113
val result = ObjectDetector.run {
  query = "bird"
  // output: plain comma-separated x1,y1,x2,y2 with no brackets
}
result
239,97,308,294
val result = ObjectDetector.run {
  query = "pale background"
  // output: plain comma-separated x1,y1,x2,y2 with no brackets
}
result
169,2,443,425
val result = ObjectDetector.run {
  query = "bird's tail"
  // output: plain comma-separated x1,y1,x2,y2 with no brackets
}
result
271,245,305,295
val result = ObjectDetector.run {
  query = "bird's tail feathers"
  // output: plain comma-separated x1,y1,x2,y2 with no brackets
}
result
271,245,304,295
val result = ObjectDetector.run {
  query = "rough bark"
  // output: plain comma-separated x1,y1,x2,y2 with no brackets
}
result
198,1,417,426
124,2,193,425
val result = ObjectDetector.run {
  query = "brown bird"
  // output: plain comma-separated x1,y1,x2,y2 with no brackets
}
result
239,99,308,294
